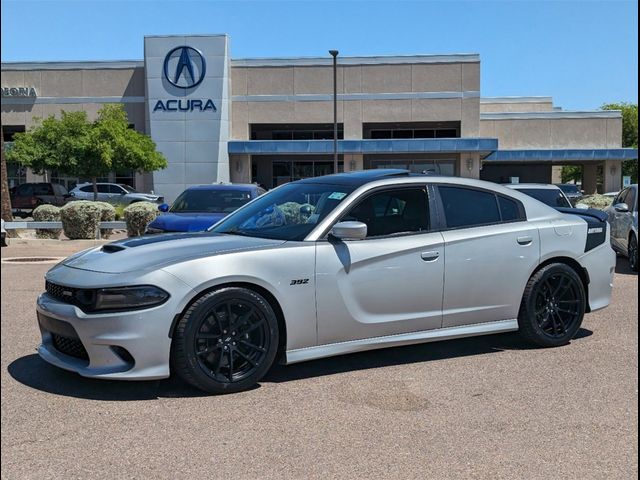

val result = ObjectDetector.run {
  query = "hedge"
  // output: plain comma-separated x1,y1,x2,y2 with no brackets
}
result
60,201,101,239
124,202,159,237
32,204,61,239
579,194,614,210
93,202,116,239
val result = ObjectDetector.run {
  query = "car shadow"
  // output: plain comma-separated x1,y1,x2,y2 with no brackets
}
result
615,255,637,275
7,329,592,400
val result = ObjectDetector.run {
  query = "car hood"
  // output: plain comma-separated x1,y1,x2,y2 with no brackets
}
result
62,233,285,274
148,212,227,232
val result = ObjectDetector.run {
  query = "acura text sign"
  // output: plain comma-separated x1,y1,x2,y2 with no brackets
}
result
1,87,37,98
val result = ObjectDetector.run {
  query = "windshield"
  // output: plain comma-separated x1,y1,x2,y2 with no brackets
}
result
210,182,355,240
517,188,571,208
170,189,253,213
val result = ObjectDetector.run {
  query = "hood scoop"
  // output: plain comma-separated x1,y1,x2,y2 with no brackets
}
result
101,244,126,253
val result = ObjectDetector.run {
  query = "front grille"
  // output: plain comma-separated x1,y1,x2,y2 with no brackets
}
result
51,333,89,361
45,281,78,302
45,281,95,310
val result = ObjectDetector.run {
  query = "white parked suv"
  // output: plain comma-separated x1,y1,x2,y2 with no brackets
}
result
69,183,163,205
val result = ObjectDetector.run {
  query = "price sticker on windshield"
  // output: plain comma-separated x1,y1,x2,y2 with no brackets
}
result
328,192,347,200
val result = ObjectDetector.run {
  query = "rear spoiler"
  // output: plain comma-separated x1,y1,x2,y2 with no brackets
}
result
556,207,608,223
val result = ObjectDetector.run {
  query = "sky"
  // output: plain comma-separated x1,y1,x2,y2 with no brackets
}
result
1,0,637,110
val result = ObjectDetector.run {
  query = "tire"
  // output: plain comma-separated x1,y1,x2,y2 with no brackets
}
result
517,263,586,347
171,287,279,394
629,234,638,272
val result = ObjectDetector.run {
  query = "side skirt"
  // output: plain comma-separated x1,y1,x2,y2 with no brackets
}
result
285,319,519,365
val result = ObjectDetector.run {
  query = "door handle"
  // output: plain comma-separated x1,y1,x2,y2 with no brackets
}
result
517,235,533,246
421,251,440,262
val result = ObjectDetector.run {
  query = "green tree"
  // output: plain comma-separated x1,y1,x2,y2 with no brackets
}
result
7,105,167,199
601,102,638,183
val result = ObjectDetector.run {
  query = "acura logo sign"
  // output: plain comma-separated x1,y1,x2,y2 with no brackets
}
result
154,45,216,113
163,46,206,89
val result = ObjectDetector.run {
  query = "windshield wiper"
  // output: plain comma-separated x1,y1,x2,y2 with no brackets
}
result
218,229,259,238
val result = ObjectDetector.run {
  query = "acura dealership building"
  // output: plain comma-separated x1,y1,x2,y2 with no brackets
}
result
2,34,637,202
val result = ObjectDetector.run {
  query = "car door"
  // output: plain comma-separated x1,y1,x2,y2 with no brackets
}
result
607,188,629,250
315,185,445,345
435,185,540,328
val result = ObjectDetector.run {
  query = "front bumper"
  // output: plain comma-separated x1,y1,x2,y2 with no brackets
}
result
36,293,177,380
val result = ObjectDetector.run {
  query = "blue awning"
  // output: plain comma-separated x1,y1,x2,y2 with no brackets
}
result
485,149,638,163
228,138,499,155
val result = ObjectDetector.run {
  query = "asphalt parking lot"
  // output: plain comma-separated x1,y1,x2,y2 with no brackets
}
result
1,242,637,480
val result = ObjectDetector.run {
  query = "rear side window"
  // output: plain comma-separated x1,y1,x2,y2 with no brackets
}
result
97,185,110,193
438,186,501,228
498,196,522,222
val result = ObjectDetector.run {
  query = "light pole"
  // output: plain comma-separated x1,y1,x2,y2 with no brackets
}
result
329,50,339,173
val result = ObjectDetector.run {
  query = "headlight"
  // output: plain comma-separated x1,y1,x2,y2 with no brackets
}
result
93,286,169,311
144,227,164,234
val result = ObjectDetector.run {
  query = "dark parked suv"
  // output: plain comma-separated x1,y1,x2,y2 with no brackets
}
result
10,182,69,217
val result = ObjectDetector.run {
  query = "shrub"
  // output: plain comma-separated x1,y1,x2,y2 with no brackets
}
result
60,201,101,239
124,202,159,237
93,202,116,239
579,194,614,210
32,204,61,239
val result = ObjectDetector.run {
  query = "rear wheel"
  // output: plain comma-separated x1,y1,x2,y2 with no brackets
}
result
629,234,638,272
518,263,586,347
171,287,279,394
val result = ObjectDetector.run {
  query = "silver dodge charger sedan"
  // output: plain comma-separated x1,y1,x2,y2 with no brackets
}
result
37,170,616,394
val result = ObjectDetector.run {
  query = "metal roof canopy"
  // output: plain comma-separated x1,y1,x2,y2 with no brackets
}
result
228,138,498,156
484,149,638,163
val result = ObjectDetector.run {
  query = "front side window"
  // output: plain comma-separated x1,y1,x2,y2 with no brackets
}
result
613,188,628,206
211,183,355,240
439,186,501,228
342,187,429,237
80,185,93,193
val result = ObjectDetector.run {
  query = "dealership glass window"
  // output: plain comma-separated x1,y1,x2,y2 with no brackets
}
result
272,160,343,186
6,162,26,188
370,158,455,176
365,122,460,140
251,124,344,141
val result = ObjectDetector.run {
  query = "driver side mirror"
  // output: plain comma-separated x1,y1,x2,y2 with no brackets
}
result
158,203,170,212
329,221,367,241
614,202,629,213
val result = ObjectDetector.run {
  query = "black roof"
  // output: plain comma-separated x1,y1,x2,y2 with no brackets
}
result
297,169,412,187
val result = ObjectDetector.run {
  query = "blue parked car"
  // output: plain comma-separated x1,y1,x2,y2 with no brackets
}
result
145,184,265,234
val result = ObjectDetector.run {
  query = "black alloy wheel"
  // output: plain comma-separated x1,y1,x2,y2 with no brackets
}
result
172,287,279,394
629,235,638,272
518,263,586,347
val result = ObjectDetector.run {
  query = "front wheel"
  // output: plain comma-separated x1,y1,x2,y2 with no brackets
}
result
518,263,586,347
171,287,279,394
629,234,638,272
